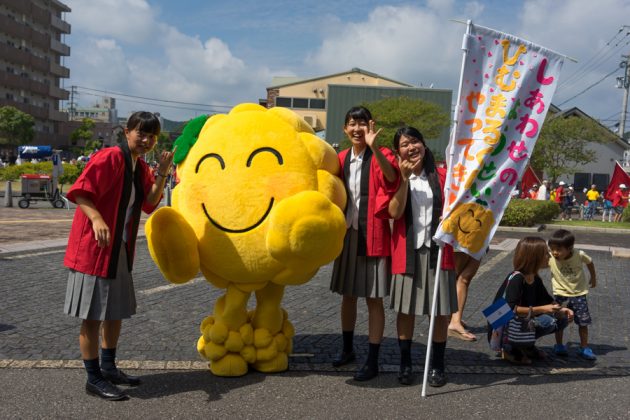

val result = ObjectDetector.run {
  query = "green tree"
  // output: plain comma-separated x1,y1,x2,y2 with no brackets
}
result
154,132,174,154
530,115,617,185
70,118,95,147
0,106,35,146
83,139,102,156
339,97,450,153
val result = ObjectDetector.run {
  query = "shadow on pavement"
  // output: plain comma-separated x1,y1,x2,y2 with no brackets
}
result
125,370,265,401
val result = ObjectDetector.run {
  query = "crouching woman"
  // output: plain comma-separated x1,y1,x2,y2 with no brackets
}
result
497,236,574,364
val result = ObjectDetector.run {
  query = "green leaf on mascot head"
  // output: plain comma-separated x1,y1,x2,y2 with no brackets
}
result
172,114,210,164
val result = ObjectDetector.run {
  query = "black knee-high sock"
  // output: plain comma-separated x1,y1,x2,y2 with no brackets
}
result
367,343,380,368
398,339,412,367
101,347,117,372
84,358,104,384
431,341,446,371
342,330,354,353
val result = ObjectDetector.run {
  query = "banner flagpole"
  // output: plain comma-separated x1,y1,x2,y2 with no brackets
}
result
420,247,443,397
421,18,472,398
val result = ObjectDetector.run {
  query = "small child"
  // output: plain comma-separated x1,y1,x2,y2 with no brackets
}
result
548,229,597,360
601,199,613,222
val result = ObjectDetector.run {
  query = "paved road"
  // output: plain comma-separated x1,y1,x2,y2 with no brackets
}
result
1,207,629,417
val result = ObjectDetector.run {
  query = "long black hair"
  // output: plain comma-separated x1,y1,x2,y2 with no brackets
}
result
394,126,443,267
394,126,440,202
344,106,372,125
126,111,161,136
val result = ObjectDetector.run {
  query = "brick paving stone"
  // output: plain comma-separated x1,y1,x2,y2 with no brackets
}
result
1,224,629,378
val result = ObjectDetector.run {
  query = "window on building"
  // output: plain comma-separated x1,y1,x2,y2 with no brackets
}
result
592,173,609,191
292,98,309,109
573,173,590,190
23,97,29,104
276,97,291,107
309,99,326,109
5,93,14,100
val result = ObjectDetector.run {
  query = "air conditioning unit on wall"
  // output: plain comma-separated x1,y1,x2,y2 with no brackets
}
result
303,115,317,128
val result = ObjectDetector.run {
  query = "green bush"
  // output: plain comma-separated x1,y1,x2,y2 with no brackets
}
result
622,205,630,223
0,162,84,184
500,199,560,227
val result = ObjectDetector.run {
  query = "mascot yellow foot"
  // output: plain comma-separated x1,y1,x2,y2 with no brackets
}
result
147,104,346,377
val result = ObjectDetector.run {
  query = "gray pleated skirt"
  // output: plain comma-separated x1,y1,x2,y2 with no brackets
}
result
64,244,137,320
390,246,458,316
330,228,391,298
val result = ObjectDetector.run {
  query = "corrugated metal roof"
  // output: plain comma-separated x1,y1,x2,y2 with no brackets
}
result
268,68,412,89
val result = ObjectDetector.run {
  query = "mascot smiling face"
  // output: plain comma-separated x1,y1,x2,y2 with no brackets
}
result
171,104,346,287
146,103,347,376
441,202,495,254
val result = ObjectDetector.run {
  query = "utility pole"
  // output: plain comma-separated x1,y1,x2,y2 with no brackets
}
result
618,55,630,138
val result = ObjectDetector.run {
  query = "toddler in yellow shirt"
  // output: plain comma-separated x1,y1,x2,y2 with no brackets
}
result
548,229,597,360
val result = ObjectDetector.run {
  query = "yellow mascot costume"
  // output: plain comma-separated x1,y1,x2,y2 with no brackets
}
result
146,103,347,376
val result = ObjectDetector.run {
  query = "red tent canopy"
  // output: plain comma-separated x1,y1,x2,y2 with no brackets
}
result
605,161,630,199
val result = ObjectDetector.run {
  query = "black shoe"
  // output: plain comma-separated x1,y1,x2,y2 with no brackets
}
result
102,369,142,386
332,351,356,367
353,363,378,381
428,368,447,387
85,380,128,401
398,365,414,386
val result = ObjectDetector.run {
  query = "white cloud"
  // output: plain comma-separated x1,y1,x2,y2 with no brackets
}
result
306,5,464,88
65,0,157,44
65,1,273,119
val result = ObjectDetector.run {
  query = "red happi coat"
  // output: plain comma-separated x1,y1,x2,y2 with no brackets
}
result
64,143,159,278
338,146,399,257
386,167,455,274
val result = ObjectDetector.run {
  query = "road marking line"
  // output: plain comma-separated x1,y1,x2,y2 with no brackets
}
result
138,276,204,295
475,250,509,276
2,249,66,259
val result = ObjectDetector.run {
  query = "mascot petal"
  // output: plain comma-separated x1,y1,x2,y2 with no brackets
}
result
146,104,347,376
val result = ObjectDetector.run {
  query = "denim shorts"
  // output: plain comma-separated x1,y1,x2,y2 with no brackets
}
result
614,206,625,215
554,295,592,326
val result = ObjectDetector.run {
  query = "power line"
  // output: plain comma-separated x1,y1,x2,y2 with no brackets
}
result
558,27,628,89
74,85,234,110
557,67,621,107
77,91,217,114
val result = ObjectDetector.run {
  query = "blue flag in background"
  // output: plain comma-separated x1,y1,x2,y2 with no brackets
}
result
482,297,514,329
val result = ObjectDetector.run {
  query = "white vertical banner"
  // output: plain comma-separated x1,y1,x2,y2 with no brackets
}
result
434,23,564,260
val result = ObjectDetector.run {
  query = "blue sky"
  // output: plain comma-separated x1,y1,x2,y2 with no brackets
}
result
63,0,630,132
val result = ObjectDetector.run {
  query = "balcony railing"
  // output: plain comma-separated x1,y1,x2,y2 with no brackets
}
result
49,85,69,100
50,38,70,56
50,61,70,78
50,14,71,34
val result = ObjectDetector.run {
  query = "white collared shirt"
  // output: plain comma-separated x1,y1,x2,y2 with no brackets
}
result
409,170,433,249
345,148,365,229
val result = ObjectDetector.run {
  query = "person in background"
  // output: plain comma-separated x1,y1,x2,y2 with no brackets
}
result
601,197,614,222
548,229,597,360
584,184,600,221
63,111,174,400
611,184,629,222
537,180,549,200
330,106,399,381
528,184,539,200
385,126,457,387
555,181,567,220
564,186,575,220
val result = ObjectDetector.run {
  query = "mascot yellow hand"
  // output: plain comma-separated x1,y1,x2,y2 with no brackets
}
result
146,103,346,377
145,206,199,284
